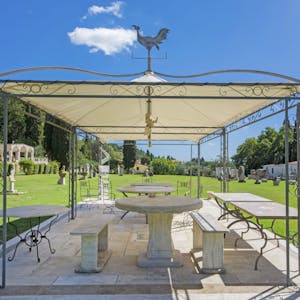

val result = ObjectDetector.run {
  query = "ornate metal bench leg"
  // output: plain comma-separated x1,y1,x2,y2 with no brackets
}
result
7,219,26,261
120,211,130,219
8,239,24,261
43,235,56,254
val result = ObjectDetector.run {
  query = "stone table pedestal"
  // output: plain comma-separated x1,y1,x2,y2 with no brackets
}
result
116,196,203,268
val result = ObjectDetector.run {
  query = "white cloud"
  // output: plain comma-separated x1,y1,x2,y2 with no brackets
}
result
68,27,136,55
87,1,124,18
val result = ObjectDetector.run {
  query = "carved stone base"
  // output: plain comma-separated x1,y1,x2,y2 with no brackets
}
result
75,250,112,273
202,267,225,274
138,250,183,268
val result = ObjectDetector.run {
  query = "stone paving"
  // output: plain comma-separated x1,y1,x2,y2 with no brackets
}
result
0,199,300,299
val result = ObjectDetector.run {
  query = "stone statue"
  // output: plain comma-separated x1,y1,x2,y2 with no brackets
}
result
9,163,15,181
238,166,245,183
57,165,67,185
8,163,16,192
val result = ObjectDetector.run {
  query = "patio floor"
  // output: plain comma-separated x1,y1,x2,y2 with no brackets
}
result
0,198,300,299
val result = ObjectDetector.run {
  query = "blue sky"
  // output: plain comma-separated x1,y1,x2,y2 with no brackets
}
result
1,1,300,161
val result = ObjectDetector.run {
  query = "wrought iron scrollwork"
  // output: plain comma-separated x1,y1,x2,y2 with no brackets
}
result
219,84,299,98
1,81,78,96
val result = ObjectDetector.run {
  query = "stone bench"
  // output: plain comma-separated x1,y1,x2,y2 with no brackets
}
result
190,212,229,274
70,215,115,273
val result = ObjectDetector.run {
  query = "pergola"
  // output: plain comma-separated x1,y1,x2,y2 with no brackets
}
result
1,66,300,287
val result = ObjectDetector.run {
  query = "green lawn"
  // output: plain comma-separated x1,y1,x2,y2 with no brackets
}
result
0,173,298,241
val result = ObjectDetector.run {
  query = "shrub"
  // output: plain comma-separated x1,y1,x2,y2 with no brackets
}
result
34,164,39,174
48,161,59,174
48,165,53,174
44,165,51,174
42,164,47,174
19,159,34,175
38,164,45,174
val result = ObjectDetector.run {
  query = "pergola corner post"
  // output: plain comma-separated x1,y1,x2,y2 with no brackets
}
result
69,127,77,220
297,104,300,275
197,140,201,198
1,94,8,288
284,98,290,286
222,128,228,193
189,145,192,196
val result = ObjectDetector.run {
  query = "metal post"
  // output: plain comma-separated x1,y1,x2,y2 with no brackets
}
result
147,49,152,72
100,142,103,165
222,128,227,193
99,142,103,200
284,98,290,286
190,144,192,196
197,141,201,198
70,127,76,219
1,95,8,288
220,135,223,192
297,105,300,274
226,132,229,192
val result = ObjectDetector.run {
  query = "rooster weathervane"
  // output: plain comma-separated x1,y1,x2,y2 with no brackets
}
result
132,25,170,147
133,25,169,72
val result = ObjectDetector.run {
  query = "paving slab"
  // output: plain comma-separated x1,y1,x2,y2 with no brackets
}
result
0,200,300,299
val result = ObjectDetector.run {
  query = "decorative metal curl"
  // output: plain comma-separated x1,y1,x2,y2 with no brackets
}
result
109,84,138,97
144,85,154,96
65,83,77,95
21,82,49,94
109,85,120,96
285,85,298,96
159,85,187,97
245,86,270,97
135,85,145,96
219,85,272,97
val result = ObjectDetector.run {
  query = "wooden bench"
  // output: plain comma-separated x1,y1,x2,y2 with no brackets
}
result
190,212,229,274
70,215,115,273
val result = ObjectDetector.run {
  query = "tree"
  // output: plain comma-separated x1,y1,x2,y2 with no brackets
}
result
24,105,45,147
150,157,178,175
231,123,297,173
80,135,92,161
0,97,26,143
44,116,70,166
256,127,278,165
290,121,297,162
123,140,136,171
232,138,258,173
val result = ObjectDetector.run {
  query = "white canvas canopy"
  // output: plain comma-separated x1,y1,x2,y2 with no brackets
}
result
1,72,299,143
1,69,300,287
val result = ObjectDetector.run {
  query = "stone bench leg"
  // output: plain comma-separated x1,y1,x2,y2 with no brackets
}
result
75,225,112,273
192,220,203,249
98,224,108,251
76,234,100,273
192,221,225,274
202,232,225,274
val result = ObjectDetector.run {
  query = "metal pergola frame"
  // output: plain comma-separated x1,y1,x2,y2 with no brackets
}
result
1,68,300,288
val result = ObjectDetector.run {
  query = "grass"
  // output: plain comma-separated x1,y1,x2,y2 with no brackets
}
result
0,173,298,241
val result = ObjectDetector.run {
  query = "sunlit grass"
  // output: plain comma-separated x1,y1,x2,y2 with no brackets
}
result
0,173,298,241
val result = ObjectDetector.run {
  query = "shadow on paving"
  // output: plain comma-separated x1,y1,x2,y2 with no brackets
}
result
222,230,289,286
0,207,298,297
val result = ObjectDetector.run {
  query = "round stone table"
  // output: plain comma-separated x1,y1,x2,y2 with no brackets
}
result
116,196,203,267
117,185,175,197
